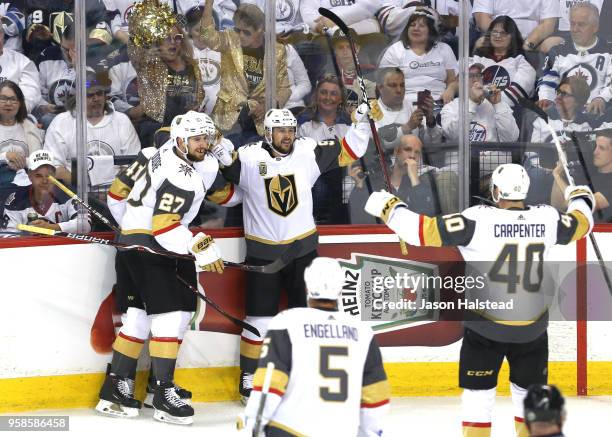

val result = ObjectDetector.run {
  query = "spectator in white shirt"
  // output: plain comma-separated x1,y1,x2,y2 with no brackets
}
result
472,0,560,53
441,63,519,173
374,66,442,149
0,26,41,114
44,70,141,184
379,7,458,105
0,81,43,187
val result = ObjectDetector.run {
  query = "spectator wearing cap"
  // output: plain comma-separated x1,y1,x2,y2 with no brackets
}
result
0,80,44,187
127,1,205,147
379,7,458,105
325,28,376,115
441,62,519,174
551,129,612,223
43,70,141,184
0,149,90,232
196,0,290,144
471,15,536,109
0,23,41,114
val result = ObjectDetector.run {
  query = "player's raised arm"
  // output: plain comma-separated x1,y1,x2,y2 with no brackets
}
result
555,185,595,245
365,190,476,248
313,102,378,174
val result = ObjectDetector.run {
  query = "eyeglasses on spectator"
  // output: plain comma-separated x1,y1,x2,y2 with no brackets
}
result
0,95,19,103
164,33,184,44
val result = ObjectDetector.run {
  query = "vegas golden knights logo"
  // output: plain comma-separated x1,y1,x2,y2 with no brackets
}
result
264,174,298,216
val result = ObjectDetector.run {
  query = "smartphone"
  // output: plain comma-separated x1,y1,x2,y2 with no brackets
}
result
416,89,431,109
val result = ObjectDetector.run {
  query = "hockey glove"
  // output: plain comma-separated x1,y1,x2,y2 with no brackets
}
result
351,100,384,124
189,232,224,273
210,141,234,167
365,190,406,223
565,185,595,212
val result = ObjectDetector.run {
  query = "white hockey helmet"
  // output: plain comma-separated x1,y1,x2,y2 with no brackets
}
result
304,257,344,301
264,108,297,143
490,163,530,202
170,110,217,147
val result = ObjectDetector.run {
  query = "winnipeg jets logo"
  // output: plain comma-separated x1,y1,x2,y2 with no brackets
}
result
564,63,599,90
276,0,295,22
178,163,194,177
198,57,221,86
469,122,487,142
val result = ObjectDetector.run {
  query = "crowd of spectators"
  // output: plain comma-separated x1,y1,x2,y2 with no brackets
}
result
1,0,612,231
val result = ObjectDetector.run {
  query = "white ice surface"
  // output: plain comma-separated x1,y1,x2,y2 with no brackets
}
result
3,395,611,436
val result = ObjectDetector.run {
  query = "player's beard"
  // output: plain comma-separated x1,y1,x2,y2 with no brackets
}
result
187,150,205,162
272,138,294,156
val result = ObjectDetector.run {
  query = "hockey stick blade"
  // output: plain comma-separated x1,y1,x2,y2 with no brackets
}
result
318,7,350,36
176,275,260,337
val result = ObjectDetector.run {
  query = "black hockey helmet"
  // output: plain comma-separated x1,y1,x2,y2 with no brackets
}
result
523,384,565,425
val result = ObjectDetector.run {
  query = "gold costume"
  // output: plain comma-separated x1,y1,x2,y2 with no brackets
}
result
198,19,291,136
127,0,204,123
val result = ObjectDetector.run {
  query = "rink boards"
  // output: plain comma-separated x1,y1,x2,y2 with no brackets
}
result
0,226,611,412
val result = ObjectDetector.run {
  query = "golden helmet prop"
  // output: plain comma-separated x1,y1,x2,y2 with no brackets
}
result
129,0,177,48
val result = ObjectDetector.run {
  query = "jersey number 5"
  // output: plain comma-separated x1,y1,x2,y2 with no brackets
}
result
319,346,348,402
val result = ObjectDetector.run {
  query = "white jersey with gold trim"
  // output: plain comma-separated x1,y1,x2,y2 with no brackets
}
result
384,199,593,341
222,121,370,259
119,146,208,254
244,307,389,436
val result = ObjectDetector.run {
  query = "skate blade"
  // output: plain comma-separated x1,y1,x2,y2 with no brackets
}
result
143,393,154,409
153,409,193,425
95,400,139,418
144,393,191,408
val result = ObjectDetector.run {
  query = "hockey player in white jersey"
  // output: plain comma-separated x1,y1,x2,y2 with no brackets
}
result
217,104,374,401
96,111,229,425
239,257,390,436
103,112,240,411
364,163,594,437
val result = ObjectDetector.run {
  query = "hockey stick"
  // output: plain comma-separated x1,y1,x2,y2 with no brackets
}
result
319,7,408,255
518,97,612,296
16,223,302,274
175,275,259,337
253,361,275,437
48,175,121,233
